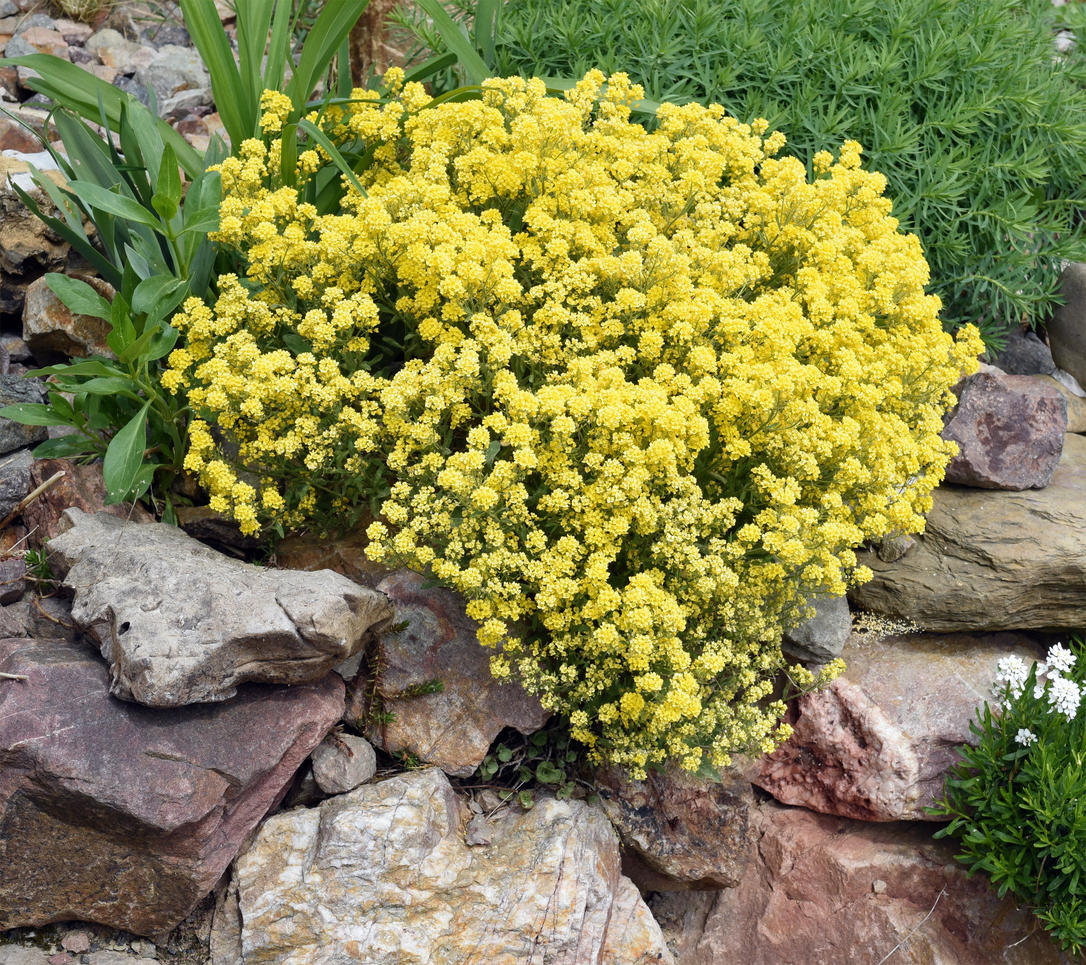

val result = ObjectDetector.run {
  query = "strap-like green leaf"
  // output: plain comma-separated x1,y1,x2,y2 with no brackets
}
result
413,0,490,85
68,181,160,229
103,400,150,504
179,0,248,146
297,118,367,197
286,0,371,111
151,145,183,222
0,403,71,427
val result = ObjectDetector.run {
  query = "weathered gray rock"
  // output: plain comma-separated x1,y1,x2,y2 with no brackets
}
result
310,731,376,795
22,273,113,360
347,568,548,776
85,28,153,72
752,631,1043,820
134,45,209,107
942,368,1066,489
990,327,1056,375
0,949,52,965
782,595,850,664
48,509,394,706
651,801,1076,965
1048,261,1086,390
212,768,673,965
850,432,1086,631
0,636,344,937
0,374,46,456
0,448,33,519
593,764,754,889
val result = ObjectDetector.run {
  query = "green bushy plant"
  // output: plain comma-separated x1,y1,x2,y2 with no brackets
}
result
930,639,1086,954
403,0,1086,349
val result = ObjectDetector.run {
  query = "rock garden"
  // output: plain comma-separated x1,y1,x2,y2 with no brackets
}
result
1,0,1086,963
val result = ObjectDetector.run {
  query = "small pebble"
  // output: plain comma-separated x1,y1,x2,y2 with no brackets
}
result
872,878,887,894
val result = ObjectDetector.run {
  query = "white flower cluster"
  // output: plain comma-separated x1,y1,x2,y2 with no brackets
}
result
994,643,1080,725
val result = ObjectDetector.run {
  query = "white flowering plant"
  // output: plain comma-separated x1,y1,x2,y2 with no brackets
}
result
930,639,1086,955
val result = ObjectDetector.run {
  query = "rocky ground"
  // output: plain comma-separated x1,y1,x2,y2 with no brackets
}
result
2,0,1086,962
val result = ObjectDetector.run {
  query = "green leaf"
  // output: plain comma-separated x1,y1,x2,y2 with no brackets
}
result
413,0,491,85
67,181,159,229
296,118,368,197
132,275,188,320
68,377,137,397
517,790,535,809
44,273,111,321
0,403,71,427
32,434,99,459
286,0,371,113
30,359,120,379
497,745,513,763
102,401,150,504
179,0,248,147
151,144,182,222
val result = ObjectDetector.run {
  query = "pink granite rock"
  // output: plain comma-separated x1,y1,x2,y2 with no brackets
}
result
652,801,1075,965
346,569,549,776
0,637,344,937
752,631,1044,820
943,368,1066,489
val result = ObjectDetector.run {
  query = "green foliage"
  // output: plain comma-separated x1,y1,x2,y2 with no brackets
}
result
474,722,594,810
0,101,223,511
23,547,55,590
404,0,1086,349
929,639,1086,955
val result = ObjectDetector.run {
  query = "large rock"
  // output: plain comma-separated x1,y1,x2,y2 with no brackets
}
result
752,631,1044,821
22,273,113,360
133,44,209,107
21,458,154,548
211,767,673,965
942,368,1066,489
1043,371,1086,433
850,432,1086,631
0,374,46,455
346,568,548,777
990,327,1056,375
1048,261,1086,389
651,801,1075,965
0,163,68,317
48,509,394,706
0,636,344,937
593,764,754,889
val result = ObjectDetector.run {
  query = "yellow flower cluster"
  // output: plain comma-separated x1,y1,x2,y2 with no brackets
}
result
167,71,981,776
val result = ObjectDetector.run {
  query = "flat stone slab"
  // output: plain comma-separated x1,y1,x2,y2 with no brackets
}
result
211,768,673,965
752,631,1044,820
851,432,1086,631
0,636,344,937
48,509,393,706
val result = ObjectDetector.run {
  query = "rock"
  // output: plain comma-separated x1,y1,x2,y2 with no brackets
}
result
59,932,89,955
53,19,92,45
0,374,46,456
752,631,1044,821
593,764,754,889
346,568,548,777
942,368,1066,489
0,114,43,153
22,273,113,360
86,954,157,965
49,509,394,706
275,530,388,588
850,432,1086,631
0,179,68,317
12,13,55,34
651,801,1075,965
22,458,154,548
16,27,68,59
990,327,1056,375
0,448,33,519
310,731,376,795
85,28,153,72
1048,261,1086,389
213,768,673,965
134,45,209,108
782,595,850,664
174,504,263,556
0,555,26,604
0,950,51,965
1041,372,1086,432
0,636,344,937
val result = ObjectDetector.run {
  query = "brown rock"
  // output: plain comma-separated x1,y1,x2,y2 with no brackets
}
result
16,27,68,58
0,181,68,318
0,113,43,153
0,636,344,937
651,801,1075,965
1043,372,1086,432
348,568,548,776
275,529,388,588
174,504,263,555
752,631,1044,821
22,273,114,361
594,764,754,889
943,368,1066,489
22,458,153,548
850,432,1086,631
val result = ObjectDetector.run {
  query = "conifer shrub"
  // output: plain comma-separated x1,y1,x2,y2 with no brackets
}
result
406,0,1086,348
166,72,981,775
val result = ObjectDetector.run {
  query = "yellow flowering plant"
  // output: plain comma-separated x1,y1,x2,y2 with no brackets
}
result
167,72,981,775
